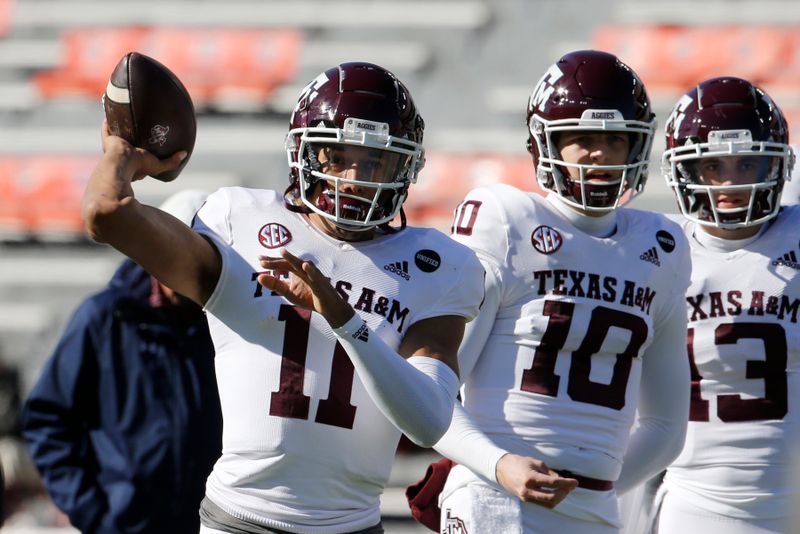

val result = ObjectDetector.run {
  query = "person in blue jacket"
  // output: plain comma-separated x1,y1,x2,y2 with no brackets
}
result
20,190,222,534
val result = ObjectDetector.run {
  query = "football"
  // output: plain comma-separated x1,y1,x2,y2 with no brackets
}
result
103,52,196,182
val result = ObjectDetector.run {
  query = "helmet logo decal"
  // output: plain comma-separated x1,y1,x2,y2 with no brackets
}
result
258,223,292,249
531,225,563,255
292,72,330,115
529,64,564,111
414,249,441,273
665,94,693,140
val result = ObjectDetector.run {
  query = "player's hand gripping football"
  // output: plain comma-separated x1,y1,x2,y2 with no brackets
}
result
258,249,355,328
100,120,187,182
495,454,579,509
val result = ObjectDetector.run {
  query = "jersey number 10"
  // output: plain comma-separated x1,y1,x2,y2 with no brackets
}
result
520,300,647,410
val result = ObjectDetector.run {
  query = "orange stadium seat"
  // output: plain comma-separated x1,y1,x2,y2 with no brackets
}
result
403,153,540,231
592,25,789,101
592,25,686,98
24,156,97,239
138,28,302,109
34,27,302,110
34,27,148,99
0,0,13,37
780,108,800,146
0,159,28,239
760,29,800,105
0,156,98,240
666,26,787,88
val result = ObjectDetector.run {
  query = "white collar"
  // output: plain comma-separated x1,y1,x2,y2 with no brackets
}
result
692,223,767,252
545,193,618,238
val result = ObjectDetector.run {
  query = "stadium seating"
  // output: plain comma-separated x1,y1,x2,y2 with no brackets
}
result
0,0,13,37
8,1,491,30
782,109,800,147
0,155,97,241
760,29,800,105
0,152,539,240
404,153,541,231
592,25,791,103
33,27,147,99
34,27,302,111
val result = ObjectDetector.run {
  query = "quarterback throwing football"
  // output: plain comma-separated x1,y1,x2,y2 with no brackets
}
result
82,62,485,533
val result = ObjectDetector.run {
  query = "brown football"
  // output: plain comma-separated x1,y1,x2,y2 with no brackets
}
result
103,52,196,182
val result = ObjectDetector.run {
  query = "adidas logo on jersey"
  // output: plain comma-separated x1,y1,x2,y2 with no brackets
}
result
639,247,661,266
384,260,411,280
773,250,800,270
352,321,369,342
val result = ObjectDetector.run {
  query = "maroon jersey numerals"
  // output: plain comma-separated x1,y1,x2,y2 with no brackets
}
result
269,305,357,429
688,322,788,422
520,300,648,410
452,200,483,236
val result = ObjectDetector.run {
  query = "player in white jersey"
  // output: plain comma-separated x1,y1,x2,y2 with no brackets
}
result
81,62,486,533
651,77,800,534
412,50,693,534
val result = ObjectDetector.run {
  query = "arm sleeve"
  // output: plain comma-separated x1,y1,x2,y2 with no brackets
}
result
433,403,507,483
20,303,108,532
333,315,459,447
431,263,506,482
432,187,511,480
615,294,690,494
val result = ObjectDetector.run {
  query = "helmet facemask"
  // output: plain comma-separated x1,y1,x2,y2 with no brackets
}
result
286,117,425,231
663,129,793,229
530,109,655,212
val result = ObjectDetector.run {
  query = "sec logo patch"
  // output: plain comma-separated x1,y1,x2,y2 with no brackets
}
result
258,223,292,249
531,225,563,254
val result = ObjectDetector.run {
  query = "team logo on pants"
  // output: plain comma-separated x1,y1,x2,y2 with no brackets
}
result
442,509,468,534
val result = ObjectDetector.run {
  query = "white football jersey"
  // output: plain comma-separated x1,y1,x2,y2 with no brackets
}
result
664,206,800,520
450,184,690,482
193,187,484,532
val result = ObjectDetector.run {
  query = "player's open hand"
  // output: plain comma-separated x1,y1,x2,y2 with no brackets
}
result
258,249,354,328
100,120,187,182
495,453,579,509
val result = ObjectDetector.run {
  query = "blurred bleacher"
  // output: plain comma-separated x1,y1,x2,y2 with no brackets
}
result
2,0,800,530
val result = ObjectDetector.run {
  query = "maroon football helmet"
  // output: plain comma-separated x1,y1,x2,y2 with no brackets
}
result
285,62,425,231
663,77,794,229
526,50,656,212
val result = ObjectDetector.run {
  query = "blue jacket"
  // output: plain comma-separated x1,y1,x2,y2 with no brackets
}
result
21,260,222,533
